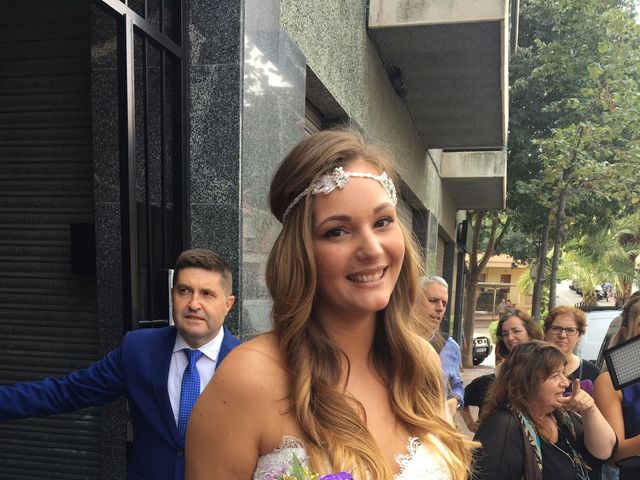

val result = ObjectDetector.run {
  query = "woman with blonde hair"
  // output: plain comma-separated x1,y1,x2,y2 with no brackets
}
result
186,129,474,479
594,291,640,479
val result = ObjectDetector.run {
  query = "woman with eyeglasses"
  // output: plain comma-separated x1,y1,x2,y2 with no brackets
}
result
462,309,543,432
544,306,600,393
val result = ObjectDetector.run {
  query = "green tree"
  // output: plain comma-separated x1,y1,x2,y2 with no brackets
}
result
536,4,640,308
461,210,509,366
506,0,640,311
462,0,640,349
611,212,640,301
564,211,640,305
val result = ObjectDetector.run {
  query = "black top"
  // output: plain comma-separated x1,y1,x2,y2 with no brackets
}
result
464,374,495,415
565,359,600,395
569,359,600,383
473,408,599,480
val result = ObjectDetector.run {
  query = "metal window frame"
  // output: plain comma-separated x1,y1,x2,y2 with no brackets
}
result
92,0,188,329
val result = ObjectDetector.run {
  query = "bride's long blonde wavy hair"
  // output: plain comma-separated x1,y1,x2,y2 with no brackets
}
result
266,129,474,479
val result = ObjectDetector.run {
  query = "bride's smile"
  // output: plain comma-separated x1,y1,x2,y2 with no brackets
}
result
312,157,405,323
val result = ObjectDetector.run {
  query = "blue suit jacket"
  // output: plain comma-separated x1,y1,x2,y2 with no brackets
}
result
0,325,241,479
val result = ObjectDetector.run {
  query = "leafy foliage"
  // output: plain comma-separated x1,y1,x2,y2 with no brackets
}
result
463,0,640,347
505,0,640,309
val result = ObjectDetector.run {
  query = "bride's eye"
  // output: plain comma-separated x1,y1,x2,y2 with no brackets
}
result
324,227,346,238
374,217,392,228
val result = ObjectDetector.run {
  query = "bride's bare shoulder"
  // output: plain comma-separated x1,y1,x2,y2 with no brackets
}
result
188,334,290,478
222,332,282,366
212,332,288,393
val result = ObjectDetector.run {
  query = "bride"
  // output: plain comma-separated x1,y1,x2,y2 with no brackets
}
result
186,129,474,479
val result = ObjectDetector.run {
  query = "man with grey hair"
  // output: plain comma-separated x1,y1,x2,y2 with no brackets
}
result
418,275,464,417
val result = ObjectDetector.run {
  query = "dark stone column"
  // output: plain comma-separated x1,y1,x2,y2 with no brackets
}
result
187,0,243,333
90,5,127,478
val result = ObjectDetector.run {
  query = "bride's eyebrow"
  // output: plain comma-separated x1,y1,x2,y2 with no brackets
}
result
373,202,395,214
315,214,350,229
315,202,395,228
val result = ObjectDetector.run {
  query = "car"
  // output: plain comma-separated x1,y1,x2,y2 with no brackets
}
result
472,336,492,365
577,307,621,364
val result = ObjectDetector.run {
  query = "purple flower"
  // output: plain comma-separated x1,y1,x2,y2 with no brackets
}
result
563,379,595,397
319,473,353,480
580,379,594,395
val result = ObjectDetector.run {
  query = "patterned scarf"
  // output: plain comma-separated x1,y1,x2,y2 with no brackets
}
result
506,408,589,480
507,407,543,480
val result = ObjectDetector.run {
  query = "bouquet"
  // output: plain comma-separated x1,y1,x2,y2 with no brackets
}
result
276,454,353,480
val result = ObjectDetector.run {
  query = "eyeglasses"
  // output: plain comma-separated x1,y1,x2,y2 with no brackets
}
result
548,326,579,337
499,328,526,338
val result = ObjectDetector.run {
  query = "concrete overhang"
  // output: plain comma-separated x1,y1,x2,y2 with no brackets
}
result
368,0,510,150
441,150,506,209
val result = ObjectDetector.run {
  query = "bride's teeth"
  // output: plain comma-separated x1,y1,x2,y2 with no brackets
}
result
349,270,383,283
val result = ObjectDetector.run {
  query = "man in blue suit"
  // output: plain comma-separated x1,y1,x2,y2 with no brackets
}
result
0,248,241,479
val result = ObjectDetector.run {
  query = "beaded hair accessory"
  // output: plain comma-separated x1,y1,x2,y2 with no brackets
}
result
281,166,398,221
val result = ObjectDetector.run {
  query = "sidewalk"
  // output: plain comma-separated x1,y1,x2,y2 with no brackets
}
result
454,364,495,439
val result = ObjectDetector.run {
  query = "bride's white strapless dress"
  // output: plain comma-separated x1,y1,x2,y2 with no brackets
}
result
252,435,451,479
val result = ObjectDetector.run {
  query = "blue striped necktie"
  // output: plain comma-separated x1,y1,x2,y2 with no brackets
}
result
177,349,204,438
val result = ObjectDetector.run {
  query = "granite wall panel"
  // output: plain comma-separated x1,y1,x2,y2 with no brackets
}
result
90,4,127,478
240,0,306,337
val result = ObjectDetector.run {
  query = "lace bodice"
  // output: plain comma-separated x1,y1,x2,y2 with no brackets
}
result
253,437,308,480
252,436,451,480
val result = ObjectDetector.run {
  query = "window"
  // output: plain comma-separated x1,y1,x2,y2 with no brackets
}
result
304,101,323,135
94,0,186,329
500,274,511,284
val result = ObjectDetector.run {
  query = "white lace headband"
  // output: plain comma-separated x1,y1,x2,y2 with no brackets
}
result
281,166,398,221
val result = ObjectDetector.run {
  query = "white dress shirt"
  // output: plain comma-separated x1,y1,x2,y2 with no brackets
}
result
167,327,224,426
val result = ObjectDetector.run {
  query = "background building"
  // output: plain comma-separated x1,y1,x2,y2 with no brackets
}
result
476,254,532,318
0,0,513,476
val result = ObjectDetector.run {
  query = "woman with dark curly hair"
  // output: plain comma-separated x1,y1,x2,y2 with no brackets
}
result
473,341,616,480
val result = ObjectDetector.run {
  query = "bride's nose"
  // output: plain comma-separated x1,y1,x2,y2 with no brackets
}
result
356,228,384,259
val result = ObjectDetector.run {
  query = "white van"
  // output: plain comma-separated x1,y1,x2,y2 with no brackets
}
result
577,308,621,364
